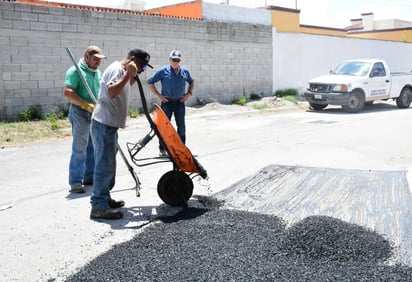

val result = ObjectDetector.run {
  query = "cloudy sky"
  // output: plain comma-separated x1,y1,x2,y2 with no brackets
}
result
51,0,412,28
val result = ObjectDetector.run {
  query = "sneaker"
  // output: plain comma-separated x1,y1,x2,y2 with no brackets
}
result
83,179,93,186
70,184,85,193
109,198,125,209
90,209,123,220
159,150,168,157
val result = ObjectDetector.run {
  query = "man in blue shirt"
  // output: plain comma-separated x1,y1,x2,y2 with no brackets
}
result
147,50,195,156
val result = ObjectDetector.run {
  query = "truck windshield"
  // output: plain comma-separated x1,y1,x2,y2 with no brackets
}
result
333,61,371,76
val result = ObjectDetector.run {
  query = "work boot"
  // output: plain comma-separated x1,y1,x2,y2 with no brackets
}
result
109,199,125,209
70,184,85,193
90,209,123,220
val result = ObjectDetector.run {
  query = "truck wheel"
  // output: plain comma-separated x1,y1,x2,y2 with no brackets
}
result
342,90,364,113
309,103,327,111
396,88,412,108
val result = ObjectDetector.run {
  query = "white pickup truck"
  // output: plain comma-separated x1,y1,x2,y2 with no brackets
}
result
304,59,412,113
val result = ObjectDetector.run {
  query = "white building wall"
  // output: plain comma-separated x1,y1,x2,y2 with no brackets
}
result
273,32,412,93
202,2,271,25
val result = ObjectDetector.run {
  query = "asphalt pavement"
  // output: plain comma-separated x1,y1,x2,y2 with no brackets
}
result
1,100,411,281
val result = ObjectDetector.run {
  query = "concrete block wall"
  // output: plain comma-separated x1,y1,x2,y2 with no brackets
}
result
0,1,273,120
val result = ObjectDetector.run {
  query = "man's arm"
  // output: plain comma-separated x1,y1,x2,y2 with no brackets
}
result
148,83,169,102
187,82,195,95
180,82,194,103
64,86,84,105
63,86,94,112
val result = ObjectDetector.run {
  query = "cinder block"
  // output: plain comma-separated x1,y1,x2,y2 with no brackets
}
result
0,18,12,29
38,80,55,89
29,72,46,81
4,81,21,90
12,72,29,81
5,97,23,107
30,22,48,31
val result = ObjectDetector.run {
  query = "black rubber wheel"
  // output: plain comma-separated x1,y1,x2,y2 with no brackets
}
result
309,103,327,111
396,88,412,108
342,90,365,113
157,170,193,207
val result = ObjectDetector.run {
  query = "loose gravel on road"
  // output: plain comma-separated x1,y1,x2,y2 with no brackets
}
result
66,204,412,282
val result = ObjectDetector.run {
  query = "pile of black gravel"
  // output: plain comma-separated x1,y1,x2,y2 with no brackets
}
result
277,215,394,263
66,207,412,282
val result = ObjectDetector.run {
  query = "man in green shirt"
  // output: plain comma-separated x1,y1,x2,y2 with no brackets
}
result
64,45,106,193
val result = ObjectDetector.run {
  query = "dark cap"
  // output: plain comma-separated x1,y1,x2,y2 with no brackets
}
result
128,48,153,69
85,45,107,59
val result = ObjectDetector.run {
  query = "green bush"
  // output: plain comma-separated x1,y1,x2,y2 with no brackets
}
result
128,108,139,118
46,106,68,130
17,105,44,122
274,88,298,98
232,96,248,106
249,92,262,100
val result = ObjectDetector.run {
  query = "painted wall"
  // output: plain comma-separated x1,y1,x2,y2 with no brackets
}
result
348,28,412,43
270,7,300,32
143,0,202,19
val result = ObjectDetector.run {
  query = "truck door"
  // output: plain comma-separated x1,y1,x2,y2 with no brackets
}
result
368,62,390,99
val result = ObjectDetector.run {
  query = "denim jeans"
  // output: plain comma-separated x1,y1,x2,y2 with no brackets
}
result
159,100,186,150
90,119,118,211
68,105,94,186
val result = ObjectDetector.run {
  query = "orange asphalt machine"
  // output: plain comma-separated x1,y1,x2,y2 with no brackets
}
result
127,75,208,207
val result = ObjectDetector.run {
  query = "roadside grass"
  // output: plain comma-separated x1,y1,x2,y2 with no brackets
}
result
0,98,305,147
281,95,298,104
0,119,71,147
0,109,143,147
252,103,268,110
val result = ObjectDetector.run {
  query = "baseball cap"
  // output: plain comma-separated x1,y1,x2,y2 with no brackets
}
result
170,50,182,60
129,48,153,69
85,45,107,59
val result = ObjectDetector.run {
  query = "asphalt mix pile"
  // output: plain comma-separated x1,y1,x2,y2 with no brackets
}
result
66,204,412,281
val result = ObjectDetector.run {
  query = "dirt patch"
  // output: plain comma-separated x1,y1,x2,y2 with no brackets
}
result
187,97,308,117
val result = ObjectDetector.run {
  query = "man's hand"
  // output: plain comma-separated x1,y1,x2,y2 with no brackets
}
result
80,101,95,113
180,93,192,103
126,61,137,78
159,95,169,103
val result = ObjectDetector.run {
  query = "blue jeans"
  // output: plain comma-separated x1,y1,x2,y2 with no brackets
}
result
90,119,118,211
68,105,94,186
159,100,186,150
